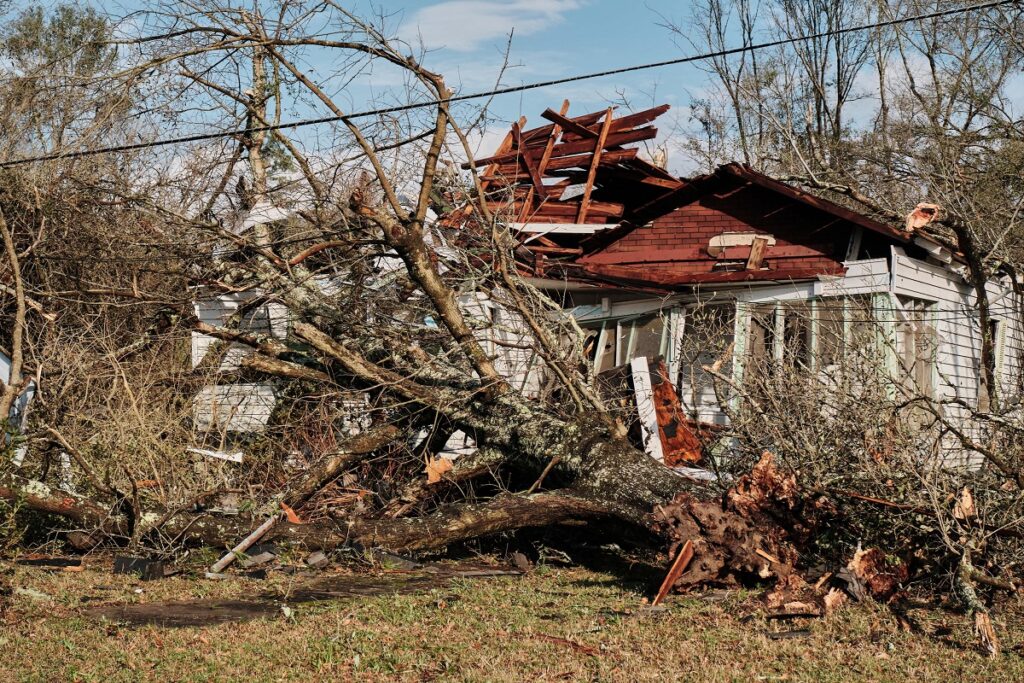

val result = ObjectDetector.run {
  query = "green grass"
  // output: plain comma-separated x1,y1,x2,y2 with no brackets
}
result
1,557,1022,682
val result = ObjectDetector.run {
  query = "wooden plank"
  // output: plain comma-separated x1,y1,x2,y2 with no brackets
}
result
578,108,614,223
537,100,569,172
746,236,769,270
527,245,583,255
630,356,665,462
541,107,599,139
504,200,623,218
493,148,637,175
510,122,546,194
561,104,671,141
652,540,694,606
520,100,570,223
518,109,607,143
464,127,657,168
478,116,524,192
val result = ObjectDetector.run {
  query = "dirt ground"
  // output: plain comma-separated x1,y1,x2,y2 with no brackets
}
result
1,552,1022,682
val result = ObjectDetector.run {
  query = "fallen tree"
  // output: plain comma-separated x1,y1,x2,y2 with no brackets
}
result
2,1,1023,658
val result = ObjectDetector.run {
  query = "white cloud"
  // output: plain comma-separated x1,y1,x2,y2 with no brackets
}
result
401,0,585,52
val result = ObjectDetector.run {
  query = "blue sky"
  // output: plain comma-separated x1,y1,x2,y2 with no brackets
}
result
382,1,701,123
348,0,706,165
8,1,711,166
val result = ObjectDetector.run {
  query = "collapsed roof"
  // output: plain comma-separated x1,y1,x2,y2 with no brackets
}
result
459,103,957,289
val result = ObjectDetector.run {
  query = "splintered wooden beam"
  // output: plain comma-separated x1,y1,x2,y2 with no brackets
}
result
465,127,657,168
746,236,769,270
478,116,524,193
519,100,570,223
491,148,637,176
577,108,614,223
561,104,671,141
488,200,623,218
652,539,694,606
541,107,599,139
518,109,607,143
511,122,546,196
537,100,569,172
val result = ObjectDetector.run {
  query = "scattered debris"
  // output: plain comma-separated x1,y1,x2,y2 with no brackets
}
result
15,556,83,569
650,360,704,465
905,202,940,232
208,513,280,575
846,547,908,601
186,446,244,464
652,540,694,606
652,452,807,591
113,556,168,581
953,487,977,520
240,552,276,569
280,501,303,524
630,356,664,462
424,456,454,484
305,551,330,569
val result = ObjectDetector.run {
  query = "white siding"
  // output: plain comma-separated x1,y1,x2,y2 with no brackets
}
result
891,251,1024,458
192,293,289,371
193,384,276,432
458,291,545,398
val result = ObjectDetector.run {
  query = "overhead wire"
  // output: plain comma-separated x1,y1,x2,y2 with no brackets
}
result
0,0,1019,168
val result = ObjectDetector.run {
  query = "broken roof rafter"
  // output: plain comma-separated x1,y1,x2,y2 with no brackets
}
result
464,101,681,230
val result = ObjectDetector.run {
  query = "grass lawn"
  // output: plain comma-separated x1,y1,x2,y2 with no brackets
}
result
1,554,1022,682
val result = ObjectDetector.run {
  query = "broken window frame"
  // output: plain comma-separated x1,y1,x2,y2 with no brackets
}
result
587,308,679,375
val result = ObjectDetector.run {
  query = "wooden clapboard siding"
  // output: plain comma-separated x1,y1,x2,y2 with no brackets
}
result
891,252,1024,425
192,293,290,372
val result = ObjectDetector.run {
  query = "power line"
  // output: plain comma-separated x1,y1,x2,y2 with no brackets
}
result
0,0,1018,169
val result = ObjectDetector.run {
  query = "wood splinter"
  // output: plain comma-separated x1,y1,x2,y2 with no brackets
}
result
652,539,694,606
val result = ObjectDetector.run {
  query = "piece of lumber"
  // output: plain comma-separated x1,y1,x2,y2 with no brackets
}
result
652,540,694,606
489,201,624,218
511,123,546,193
209,514,280,574
746,236,769,270
527,245,583,255
465,127,657,168
578,108,615,223
477,117,523,192
518,109,607,143
562,104,671,142
491,148,637,176
541,107,600,139
519,100,570,222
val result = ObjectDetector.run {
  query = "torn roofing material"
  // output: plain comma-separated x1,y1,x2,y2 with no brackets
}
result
457,104,956,289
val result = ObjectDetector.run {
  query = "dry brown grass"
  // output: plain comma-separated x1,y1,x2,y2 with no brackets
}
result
1,554,1023,682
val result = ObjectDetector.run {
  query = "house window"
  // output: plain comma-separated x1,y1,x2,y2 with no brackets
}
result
628,314,666,361
816,299,845,368
746,304,777,375
587,312,670,374
978,318,1003,411
782,302,812,368
895,297,937,397
594,322,617,373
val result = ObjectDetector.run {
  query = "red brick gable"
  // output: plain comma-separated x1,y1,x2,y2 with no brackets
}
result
578,179,851,284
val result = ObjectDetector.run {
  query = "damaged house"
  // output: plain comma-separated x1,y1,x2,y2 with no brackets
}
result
191,102,1023,468
464,103,1023,464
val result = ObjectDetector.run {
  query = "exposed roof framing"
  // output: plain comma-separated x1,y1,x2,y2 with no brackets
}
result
462,101,681,227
